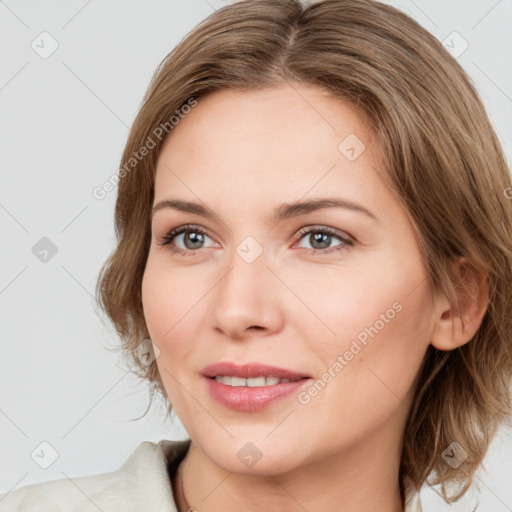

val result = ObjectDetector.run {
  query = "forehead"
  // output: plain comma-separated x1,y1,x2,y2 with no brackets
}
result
154,84,389,214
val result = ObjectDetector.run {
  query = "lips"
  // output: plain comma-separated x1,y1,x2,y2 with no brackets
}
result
202,362,312,412
201,362,311,380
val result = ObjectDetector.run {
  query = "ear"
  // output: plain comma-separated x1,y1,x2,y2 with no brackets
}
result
430,257,489,351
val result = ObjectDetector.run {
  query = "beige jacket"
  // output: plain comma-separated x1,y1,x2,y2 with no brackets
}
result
0,439,423,511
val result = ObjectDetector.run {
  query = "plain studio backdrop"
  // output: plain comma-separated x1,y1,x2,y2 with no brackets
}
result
0,0,511,510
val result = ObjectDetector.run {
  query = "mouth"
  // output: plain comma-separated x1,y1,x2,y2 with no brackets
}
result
211,375,304,387
202,362,312,411
202,361,311,380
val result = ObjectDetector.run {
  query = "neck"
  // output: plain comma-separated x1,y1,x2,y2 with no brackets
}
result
175,424,406,512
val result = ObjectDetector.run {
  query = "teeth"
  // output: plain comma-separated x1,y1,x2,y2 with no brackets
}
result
214,376,296,387
231,377,246,387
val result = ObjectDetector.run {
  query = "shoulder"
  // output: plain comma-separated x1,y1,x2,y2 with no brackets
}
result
404,477,423,512
0,439,190,512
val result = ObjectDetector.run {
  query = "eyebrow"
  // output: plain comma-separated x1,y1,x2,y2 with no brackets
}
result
151,197,379,225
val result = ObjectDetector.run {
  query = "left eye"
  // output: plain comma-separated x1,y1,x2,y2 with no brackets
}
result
295,227,353,253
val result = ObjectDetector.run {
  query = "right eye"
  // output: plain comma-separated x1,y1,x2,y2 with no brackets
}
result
157,224,217,255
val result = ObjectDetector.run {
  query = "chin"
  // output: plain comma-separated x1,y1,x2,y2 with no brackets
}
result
193,432,305,476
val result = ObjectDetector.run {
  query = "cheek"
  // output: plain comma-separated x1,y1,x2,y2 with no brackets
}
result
141,255,215,387
141,262,171,341
288,248,432,394
291,273,432,449
280,254,427,349
142,259,200,407
142,255,203,341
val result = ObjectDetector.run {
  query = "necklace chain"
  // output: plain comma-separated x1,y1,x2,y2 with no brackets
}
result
178,460,192,512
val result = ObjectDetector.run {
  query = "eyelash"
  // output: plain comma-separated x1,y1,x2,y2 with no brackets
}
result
157,224,354,257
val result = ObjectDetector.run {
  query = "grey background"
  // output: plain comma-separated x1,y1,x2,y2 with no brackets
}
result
1,0,511,510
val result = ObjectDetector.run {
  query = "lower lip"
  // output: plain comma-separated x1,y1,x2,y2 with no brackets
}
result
205,377,311,412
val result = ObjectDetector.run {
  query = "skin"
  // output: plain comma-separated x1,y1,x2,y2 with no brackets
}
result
141,83,487,512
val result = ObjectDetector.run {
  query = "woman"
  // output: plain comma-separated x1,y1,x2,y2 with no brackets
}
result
2,0,511,510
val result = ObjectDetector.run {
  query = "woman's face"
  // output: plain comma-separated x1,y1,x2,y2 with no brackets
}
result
142,83,436,475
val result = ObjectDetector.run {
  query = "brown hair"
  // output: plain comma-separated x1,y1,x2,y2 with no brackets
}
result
95,0,512,503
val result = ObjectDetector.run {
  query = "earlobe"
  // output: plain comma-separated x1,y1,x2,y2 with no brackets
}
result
430,257,489,351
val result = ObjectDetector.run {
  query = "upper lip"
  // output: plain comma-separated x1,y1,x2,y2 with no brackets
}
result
202,362,311,380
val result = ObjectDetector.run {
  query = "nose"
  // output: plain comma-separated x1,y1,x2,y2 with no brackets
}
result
210,246,285,340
